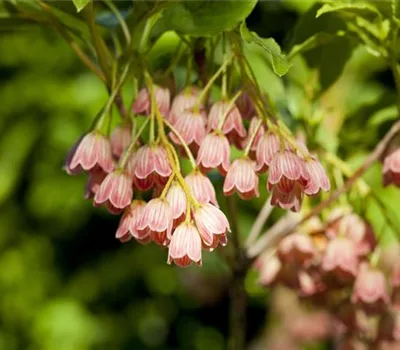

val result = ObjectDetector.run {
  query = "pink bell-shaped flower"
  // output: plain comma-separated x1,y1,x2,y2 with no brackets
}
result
136,198,173,246
132,85,170,117
168,86,201,124
303,157,330,196
196,131,230,175
241,117,265,158
268,151,310,212
255,132,280,172
277,233,317,266
115,200,150,244
167,222,202,267
322,237,359,284
236,91,255,120
67,131,114,174
193,203,230,246
383,148,400,187
132,144,172,190
256,254,282,287
165,181,187,225
84,167,107,200
351,262,390,314
185,171,218,206
110,123,131,159
223,157,259,200
207,100,246,148
94,169,133,214
169,108,206,153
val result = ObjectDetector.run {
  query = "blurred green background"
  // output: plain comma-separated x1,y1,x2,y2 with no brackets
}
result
0,1,399,349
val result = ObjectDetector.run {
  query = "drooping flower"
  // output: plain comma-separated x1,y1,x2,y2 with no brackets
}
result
277,233,317,266
185,171,218,206
67,131,114,174
256,254,282,287
223,157,259,200
169,108,206,153
136,198,173,246
165,181,187,225
84,167,107,200
383,148,400,187
94,170,132,214
322,237,359,283
132,144,172,190
303,157,330,196
241,117,265,158
207,100,246,148
196,131,230,175
115,200,150,244
132,85,170,117
236,91,256,120
268,151,310,212
351,263,390,313
168,86,202,124
337,214,377,257
193,203,230,246
255,132,281,172
110,123,131,158
167,222,202,267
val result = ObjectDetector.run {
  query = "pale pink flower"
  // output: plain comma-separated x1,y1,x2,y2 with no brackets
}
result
204,233,228,251
64,135,84,175
304,157,330,196
268,151,310,212
242,117,265,158
115,200,150,244
352,263,390,313
137,198,173,246
84,167,107,199
185,171,218,206
236,91,255,120
278,233,316,265
270,178,304,212
167,222,202,267
207,100,246,148
322,237,359,283
165,181,187,224
255,132,280,172
298,269,327,297
168,86,202,124
110,123,131,158
193,203,230,246
68,131,114,174
337,214,377,256
132,144,172,190
132,85,170,117
196,131,230,175
94,170,132,214
169,108,206,152
257,254,282,287
383,148,400,187
223,157,259,200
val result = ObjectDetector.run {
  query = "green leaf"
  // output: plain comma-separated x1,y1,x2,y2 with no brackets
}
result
368,105,398,126
288,32,333,59
72,0,90,13
240,22,291,77
162,0,257,37
287,3,354,91
316,2,382,20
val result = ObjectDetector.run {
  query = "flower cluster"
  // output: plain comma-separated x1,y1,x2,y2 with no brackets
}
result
64,67,330,267
256,211,400,348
